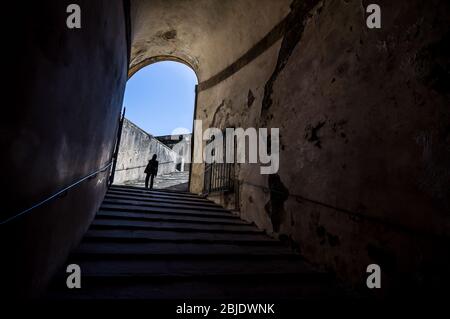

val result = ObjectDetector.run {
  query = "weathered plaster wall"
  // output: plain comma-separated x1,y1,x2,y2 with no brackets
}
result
191,0,450,295
189,37,284,196
1,0,129,297
261,0,450,294
129,0,291,81
114,118,179,184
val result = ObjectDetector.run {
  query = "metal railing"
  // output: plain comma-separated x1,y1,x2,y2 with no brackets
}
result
109,107,126,186
1,107,126,225
0,161,113,225
203,130,235,195
203,162,235,194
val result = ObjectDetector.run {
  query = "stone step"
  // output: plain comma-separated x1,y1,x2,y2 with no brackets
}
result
91,219,261,234
48,273,338,300
105,193,221,208
100,203,239,219
74,242,294,257
106,189,213,204
96,210,249,225
99,204,238,219
66,258,322,278
102,197,227,212
109,185,201,199
48,186,343,300
111,184,192,194
83,229,279,245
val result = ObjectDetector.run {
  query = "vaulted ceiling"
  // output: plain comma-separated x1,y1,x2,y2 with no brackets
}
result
129,0,291,81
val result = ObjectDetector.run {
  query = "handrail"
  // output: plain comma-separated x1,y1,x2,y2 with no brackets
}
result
109,107,126,186
0,161,113,225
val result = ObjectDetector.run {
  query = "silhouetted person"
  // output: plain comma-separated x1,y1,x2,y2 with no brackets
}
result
145,154,159,189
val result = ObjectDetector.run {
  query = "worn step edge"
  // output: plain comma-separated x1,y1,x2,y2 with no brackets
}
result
70,252,304,262
105,194,221,208
96,211,249,226
73,242,295,258
90,222,262,234
109,186,201,199
84,228,272,240
99,205,240,219
110,185,194,195
64,271,332,283
102,199,227,213
92,218,254,229
106,191,212,205
99,207,238,220
83,234,282,246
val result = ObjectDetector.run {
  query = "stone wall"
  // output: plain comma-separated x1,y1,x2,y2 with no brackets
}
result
114,118,179,184
190,0,450,295
1,0,130,297
155,134,192,171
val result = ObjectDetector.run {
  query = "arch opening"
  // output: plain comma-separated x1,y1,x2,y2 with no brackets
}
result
128,55,200,81
113,60,198,191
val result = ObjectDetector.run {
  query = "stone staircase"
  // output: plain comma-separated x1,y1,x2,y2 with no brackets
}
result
48,185,341,299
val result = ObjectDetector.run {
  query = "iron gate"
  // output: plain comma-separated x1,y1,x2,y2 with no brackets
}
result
203,132,235,194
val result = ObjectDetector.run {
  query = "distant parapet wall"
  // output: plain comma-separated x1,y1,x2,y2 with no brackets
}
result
114,119,179,184
155,133,192,149
155,134,192,172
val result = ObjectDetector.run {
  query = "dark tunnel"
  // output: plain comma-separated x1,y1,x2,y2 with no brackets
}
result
1,0,449,305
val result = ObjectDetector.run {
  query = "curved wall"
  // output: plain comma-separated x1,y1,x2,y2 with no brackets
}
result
1,0,130,297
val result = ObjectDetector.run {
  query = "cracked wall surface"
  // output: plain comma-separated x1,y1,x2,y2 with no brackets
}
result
129,0,450,294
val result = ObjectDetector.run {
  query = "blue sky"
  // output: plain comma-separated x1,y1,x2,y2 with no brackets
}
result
122,61,198,136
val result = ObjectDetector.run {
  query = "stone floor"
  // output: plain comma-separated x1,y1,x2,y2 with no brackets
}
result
119,171,189,191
